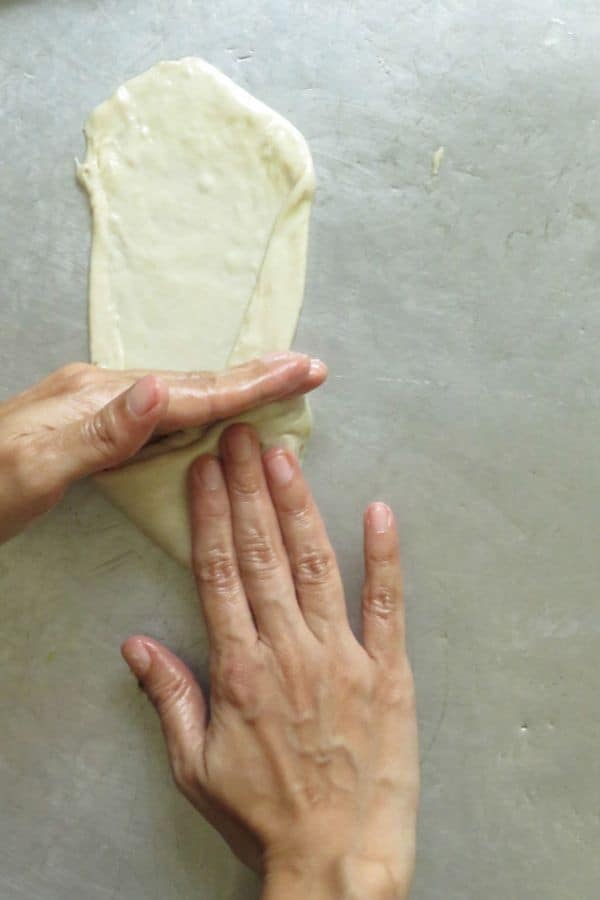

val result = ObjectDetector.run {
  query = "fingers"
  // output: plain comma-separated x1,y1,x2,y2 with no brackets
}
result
190,455,257,652
56,375,169,482
361,503,405,663
121,637,207,788
220,426,305,644
136,352,327,435
263,449,347,640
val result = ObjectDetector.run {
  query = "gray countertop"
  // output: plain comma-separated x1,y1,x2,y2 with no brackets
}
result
1,2,599,898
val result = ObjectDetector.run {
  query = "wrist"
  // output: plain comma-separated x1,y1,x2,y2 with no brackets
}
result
261,854,406,900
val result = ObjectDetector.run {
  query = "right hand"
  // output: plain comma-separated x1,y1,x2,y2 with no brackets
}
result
122,425,419,900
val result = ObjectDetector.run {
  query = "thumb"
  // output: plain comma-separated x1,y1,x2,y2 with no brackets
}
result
122,637,208,792
61,375,169,482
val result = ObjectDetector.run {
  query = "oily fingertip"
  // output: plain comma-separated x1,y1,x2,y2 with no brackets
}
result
365,501,393,535
126,374,162,417
308,358,328,382
121,636,152,678
263,447,296,488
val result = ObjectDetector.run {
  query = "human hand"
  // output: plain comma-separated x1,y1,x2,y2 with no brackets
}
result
0,354,325,543
122,426,419,900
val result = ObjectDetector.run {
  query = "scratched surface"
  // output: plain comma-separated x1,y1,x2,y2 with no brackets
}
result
1,1,600,898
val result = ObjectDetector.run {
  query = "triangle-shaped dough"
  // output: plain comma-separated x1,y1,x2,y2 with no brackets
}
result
78,58,315,566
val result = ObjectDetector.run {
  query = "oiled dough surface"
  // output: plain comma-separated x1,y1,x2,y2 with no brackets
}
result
79,58,315,565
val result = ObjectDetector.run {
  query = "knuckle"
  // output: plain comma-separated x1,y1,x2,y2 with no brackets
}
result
195,546,238,592
282,497,311,520
81,409,120,461
294,547,336,587
151,672,191,715
363,584,397,620
378,663,416,713
229,472,262,500
213,652,257,711
237,529,280,576
276,641,306,688
56,362,95,390
289,684,314,720
366,545,398,568
336,653,372,698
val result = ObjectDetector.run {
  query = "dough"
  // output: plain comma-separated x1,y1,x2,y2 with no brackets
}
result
78,58,315,566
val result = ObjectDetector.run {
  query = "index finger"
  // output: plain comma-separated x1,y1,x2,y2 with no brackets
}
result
132,353,327,434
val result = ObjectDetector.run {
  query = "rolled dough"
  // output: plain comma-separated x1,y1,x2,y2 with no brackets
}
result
78,58,315,566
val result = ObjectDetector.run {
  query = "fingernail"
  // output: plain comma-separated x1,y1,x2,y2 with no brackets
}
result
199,457,222,491
265,450,294,486
124,642,151,678
226,426,253,462
309,358,327,378
127,376,158,417
369,502,392,534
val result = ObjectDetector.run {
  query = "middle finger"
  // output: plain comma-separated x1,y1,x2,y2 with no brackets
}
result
221,424,307,645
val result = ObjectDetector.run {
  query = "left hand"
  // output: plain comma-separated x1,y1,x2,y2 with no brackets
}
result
0,353,325,543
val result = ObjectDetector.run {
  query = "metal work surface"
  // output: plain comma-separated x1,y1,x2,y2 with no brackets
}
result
1,2,599,897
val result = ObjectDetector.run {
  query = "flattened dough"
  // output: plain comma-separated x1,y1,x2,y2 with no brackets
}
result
78,58,315,566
